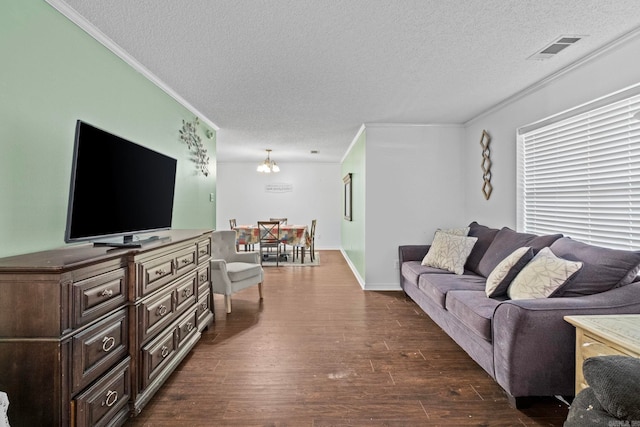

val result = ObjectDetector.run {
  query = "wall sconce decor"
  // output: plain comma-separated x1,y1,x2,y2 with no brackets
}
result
480,130,492,200
179,117,211,177
343,173,352,221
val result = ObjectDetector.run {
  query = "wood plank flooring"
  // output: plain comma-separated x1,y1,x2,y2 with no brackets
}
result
125,250,569,426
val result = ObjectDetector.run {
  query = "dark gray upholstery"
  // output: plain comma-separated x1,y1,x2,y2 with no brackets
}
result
583,355,640,420
398,223,640,406
563,387,616,427
401,260,453,285
465,221,500,275
476,227,562,278
550,237,640,297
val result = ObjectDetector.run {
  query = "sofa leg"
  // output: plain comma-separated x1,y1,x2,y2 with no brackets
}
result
506,394,534,409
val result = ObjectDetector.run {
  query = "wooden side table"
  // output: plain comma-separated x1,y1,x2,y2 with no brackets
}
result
564,315,640,394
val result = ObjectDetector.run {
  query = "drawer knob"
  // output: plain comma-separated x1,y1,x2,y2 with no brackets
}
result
161,345,169,358
180,258,191,265
201,302,207,310
102,390,118,408
156,305,168,316
183,288,193,298
186,322,194,332
154,268,166,276
199,274,207,283
102,336,116,352
100,289,113,297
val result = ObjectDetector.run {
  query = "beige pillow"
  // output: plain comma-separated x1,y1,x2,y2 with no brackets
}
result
421,230,478,275
438,226,470,236
485,246,534,297
508,247,583,300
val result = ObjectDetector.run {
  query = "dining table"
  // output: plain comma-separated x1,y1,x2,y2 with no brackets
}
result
233,224,309,246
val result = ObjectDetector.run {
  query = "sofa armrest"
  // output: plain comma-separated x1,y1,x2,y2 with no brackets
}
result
492,282,640,398
398,245,431,263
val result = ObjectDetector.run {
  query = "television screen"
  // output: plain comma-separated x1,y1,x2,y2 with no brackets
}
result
65,120,177,247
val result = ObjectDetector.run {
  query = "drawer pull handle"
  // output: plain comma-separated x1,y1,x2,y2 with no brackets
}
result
186,322,194,332
200,274,207,282
103,390,118,407
199,249,207,255
201,302,207,310
102,336,116,352
161,345,169,358
156,305,168,316
100,289,113,297
183,288,193,298
154,268,166,276
180,258,191,265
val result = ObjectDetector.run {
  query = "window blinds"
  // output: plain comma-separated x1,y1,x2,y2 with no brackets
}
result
518,93,640,250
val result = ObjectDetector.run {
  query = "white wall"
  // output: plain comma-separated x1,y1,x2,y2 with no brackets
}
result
363,124,466,290
216,162,342,249
462,32,640,229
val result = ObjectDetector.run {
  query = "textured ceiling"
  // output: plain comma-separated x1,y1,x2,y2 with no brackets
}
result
53,0,640,163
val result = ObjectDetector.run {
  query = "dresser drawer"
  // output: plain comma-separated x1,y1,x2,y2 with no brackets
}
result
74,356,131,427
138,252,176,297
197,265,210,296
197,237,211,263
175,271,198,313
197,289,212,328
140,326,178,389
138,286,177,344
174,245,198,276
72,268,127,328
177,308,198,347
71,309,128,395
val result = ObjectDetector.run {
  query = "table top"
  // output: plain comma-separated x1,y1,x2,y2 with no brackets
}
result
564,314,640,354
233,224,309,246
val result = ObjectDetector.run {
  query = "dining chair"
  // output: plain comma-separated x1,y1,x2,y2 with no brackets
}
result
258,221,281,266
270,218,288,253
294,219,316,263
210,230,264,313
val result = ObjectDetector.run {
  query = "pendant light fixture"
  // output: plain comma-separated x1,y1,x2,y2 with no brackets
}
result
256,149,280,173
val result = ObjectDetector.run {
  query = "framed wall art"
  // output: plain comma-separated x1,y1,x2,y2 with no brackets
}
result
343,173,352,221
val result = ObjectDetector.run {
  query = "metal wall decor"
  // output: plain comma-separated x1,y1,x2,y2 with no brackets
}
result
480,130,492,200
179,117,211,177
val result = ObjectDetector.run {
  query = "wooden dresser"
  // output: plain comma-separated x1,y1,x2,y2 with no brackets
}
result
0,230,214,427
564,314,640,394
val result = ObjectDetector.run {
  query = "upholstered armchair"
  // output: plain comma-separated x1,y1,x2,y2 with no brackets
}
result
210,230,264,313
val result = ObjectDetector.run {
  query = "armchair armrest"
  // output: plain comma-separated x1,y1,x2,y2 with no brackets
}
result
492,282,640,398
229,251,260,264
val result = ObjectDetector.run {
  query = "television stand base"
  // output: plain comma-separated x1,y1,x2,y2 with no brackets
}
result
93,234,169,248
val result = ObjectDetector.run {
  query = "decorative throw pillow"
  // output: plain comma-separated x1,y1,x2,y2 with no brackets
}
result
583,355,640,420
465,222,500,275
437,226,470,236
507,247,583,299
485,247,534,297
421,231,478,275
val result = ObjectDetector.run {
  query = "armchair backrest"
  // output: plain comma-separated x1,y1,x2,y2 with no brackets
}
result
211,230,239,260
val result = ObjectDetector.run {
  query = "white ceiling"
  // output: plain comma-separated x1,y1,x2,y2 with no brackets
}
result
53,0,640,163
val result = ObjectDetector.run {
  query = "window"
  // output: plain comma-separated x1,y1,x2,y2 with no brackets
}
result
517,87,640,250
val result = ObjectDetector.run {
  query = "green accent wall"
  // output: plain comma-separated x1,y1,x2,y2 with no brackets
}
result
0,0,216,258
341,130,366,280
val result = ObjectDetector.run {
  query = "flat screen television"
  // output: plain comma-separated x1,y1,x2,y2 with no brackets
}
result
65,120,177,248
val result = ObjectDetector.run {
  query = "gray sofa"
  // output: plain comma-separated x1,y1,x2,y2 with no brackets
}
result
398,222,640,408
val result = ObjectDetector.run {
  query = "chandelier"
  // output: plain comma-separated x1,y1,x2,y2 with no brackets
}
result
256,149,280,173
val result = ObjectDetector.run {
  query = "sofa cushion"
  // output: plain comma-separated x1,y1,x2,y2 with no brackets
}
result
583,355,640,420
549,237,640,297
418,273,486,309
476,227,563,278
445,290,500,342
507,248,583,299
402,260,454,285
485,246,534,297
421,231,478,275
465,222,500,275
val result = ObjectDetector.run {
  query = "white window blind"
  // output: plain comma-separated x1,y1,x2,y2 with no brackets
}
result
517,92,640,250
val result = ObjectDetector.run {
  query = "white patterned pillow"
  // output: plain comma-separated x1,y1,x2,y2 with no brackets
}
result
438,227,470,236
421,231,478,275
508,247,583,299
485,246,534,297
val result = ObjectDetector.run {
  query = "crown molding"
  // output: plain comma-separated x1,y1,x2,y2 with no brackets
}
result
44,0,220,131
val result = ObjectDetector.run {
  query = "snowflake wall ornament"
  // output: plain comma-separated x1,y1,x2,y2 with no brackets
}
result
179,117,211,177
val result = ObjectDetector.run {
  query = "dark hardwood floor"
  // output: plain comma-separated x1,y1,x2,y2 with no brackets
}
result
125,250,569,426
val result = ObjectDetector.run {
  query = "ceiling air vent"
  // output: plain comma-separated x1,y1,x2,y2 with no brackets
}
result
528,35,585,60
